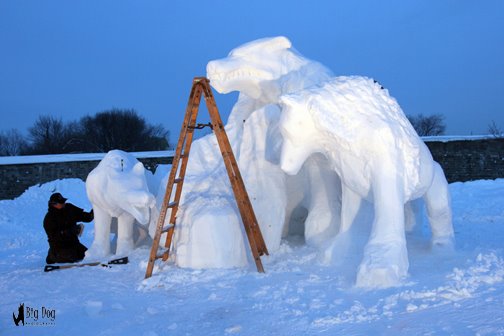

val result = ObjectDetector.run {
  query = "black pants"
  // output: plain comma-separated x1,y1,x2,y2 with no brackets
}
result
46,242,87,264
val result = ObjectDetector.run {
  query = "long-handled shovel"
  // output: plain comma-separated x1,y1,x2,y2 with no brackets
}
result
44,256,129,272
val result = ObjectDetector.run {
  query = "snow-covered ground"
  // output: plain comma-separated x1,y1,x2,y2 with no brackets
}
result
1,178,503,335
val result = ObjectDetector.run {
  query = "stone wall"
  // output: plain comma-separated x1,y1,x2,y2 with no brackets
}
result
0,155,172,200
0,138,502,200
424,138,504,183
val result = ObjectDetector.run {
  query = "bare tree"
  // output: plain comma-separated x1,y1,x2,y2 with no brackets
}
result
79,109,169,152
24,111,170,154
27,115,77,154
488,120,503,138
0,129,28,156
407,114,446,136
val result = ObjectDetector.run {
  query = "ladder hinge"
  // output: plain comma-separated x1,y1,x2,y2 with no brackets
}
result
188,122,213,130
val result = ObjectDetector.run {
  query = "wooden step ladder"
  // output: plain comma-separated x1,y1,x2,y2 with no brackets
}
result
144,77,269,279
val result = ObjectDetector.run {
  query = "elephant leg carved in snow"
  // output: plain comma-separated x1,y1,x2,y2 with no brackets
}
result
278,76,454,287
86,150,155,258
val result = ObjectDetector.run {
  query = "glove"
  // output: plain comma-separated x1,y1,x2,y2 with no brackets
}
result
78,223,85,237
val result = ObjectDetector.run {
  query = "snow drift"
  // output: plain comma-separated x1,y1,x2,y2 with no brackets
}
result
0,178,502,334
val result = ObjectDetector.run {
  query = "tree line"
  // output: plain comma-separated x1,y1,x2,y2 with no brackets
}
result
407,114,446,136
406,114,503,138
1,110,501,157
0,109,170,156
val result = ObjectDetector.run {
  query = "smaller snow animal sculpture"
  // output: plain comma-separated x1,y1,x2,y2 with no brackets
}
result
279,76,454,288
86,150,155,257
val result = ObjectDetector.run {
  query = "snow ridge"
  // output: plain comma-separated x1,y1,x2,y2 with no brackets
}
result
313,252,504,327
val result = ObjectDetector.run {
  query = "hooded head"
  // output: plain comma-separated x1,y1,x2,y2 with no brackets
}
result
48,192,67,207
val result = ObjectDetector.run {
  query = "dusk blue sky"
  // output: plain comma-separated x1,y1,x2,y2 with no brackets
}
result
1,1,503,143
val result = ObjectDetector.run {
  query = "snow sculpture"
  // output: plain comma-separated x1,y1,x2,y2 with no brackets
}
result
150,36,453,288
86,150,155,257
152,36,340,269
279,76,454,287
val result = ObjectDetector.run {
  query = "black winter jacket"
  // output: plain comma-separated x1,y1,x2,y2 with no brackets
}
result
43,203,93,263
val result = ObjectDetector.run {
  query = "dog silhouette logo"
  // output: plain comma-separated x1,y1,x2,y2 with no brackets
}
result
12,303,25,326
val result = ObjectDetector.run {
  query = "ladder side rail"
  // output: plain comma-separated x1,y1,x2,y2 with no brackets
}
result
221,145,269,256
202,80,267,272
163,83,204,253
162,82,203,220
145,83,202,278
168,83,204,226
216,128,265,272
217,141,269,255
145,147,183,277
202,80,268,254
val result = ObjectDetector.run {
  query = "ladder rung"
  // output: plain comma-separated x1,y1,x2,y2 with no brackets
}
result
155,250,169,260
167,201,178,208
161,224,174,233
174,178,183,183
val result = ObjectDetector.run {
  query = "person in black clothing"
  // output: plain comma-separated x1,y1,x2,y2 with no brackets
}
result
43,192,94,264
